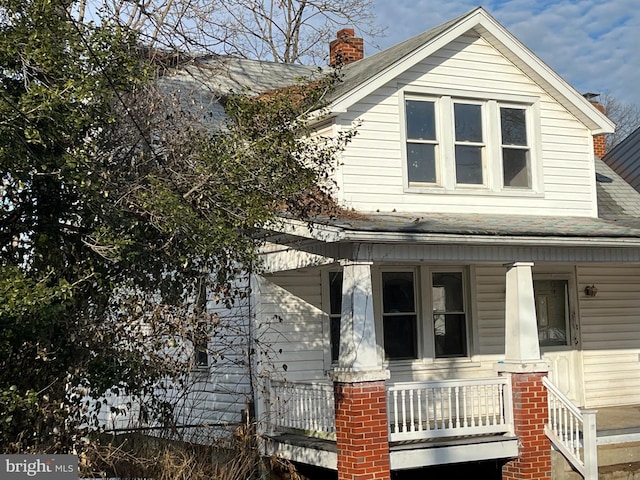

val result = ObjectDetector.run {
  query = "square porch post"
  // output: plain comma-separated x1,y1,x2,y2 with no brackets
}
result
497,262,552,480
331,260,390,480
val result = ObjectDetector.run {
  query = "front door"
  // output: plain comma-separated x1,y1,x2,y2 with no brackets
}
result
534,276,585,406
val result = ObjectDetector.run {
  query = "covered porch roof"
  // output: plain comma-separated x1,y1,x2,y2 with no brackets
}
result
259,158,640,272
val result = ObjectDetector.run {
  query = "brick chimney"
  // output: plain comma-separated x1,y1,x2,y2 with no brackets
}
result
330,28,364,66
584,93,608,157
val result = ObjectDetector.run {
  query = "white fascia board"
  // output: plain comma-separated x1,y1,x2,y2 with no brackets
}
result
340,231,640,248
475,15,615,135
390,437,518,469
264,218,345,243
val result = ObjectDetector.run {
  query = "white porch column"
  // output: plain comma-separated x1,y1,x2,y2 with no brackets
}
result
499,262,552,480
332,261,391,480
335,260,385,376
502,261,547,369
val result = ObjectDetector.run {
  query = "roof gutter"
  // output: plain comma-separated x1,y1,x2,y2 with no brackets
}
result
269,218,640,248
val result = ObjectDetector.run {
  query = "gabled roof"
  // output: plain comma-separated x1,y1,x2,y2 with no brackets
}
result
157,55,320,127
596,154,640,220
327,7,614,135
161,7,613,135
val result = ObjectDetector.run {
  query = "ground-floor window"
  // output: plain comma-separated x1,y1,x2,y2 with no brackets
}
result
326,265,470,363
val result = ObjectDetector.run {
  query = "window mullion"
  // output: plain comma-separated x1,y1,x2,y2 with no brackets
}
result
420,266,434,360
486,100,500,190
440,96,454,190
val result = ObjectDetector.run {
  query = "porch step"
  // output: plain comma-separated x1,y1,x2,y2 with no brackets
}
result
597,441,640,469
553,438,640,480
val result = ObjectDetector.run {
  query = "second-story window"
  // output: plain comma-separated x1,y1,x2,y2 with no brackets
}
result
500,106,531,188
403,93,537,193
454,102,485,185
406,99,438,184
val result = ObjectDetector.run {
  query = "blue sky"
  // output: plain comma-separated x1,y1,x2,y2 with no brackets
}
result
367,0,640,105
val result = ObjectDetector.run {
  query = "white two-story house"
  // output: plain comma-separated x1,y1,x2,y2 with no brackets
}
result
154,7,640,480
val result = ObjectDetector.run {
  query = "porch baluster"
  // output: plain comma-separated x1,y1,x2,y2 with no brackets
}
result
455,386,461,429
462,385,469,428
447,387,453,429
416,389,423,432
409,389,416,432
484,384,490,426
391,390,399,434
401,389,407,432
425,388,431,431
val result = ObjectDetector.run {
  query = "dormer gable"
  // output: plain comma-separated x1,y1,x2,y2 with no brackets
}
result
327,7,613,136
321,7,616,218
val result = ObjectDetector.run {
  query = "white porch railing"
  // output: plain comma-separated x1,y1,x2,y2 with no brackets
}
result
268,380,336,439
543,376,598,480
387,377,514,442
267,377,515,444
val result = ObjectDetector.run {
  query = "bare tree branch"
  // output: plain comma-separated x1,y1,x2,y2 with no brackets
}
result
77,0,384,64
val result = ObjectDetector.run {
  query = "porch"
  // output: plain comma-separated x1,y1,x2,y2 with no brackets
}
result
264,376,519,471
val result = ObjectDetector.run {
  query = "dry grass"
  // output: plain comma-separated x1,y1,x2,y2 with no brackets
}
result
80,433,262,480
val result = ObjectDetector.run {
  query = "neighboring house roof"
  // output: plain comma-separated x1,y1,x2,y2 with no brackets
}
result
157,55,320,127
603,126,640,193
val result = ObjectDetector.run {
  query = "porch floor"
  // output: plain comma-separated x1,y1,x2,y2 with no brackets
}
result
595,404,640,444
266,432,519,471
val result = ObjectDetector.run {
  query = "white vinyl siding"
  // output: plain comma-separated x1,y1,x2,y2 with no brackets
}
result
578,265,640,407
167,277,253,439
334,33,596,217
256,270,327,381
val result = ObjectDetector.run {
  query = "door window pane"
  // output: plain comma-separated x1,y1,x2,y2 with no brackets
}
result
329,271,343,362
382,272,417,359
432,272,467,358
534,279,569,347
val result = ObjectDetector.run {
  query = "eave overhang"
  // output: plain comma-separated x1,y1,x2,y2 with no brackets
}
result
265,216,640,250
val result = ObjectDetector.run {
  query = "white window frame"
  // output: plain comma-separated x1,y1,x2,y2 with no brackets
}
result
377,267,422,361
499,102,534,189
451,99,488,188
373,265,472,366
400,87,542,196
404,96,442,187
323,264,474,368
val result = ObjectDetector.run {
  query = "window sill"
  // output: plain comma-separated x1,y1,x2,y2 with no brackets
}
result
385,358,482,371
405,185,544,198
